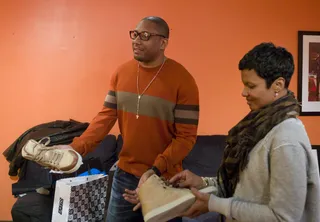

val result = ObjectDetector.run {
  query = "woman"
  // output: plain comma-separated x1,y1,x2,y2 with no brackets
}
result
170,42,320,221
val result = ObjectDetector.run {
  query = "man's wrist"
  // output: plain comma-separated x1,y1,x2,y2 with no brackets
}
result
149,166,161,177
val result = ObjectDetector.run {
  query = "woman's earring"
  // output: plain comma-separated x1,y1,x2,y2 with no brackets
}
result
275,92,279,97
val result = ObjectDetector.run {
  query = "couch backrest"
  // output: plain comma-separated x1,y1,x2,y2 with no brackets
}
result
85,134,118,172
182,135,226,177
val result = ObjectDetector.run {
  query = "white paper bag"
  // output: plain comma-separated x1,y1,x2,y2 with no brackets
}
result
51,174,108,222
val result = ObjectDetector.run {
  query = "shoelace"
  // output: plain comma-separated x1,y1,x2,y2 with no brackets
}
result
32,137,64,169
157,176,173,188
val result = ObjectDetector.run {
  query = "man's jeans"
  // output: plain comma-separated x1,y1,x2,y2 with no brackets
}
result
106,167,182,222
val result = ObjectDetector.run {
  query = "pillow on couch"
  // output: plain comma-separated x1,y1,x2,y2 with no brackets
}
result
84,134,118,173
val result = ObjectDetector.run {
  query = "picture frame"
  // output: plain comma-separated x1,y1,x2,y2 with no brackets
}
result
298,31,320,116
311,145,320,175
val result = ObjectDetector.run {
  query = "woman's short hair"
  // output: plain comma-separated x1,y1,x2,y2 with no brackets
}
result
238,42,294,88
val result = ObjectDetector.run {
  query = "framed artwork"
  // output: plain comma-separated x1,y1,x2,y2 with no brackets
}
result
298,31,320,116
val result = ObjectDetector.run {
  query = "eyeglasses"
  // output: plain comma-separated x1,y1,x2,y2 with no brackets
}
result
129,30,166,41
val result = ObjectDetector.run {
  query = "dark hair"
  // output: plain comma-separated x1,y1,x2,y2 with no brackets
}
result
141,16,170,38
238,42,294,88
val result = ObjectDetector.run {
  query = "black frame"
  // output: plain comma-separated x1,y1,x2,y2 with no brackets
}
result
312,145,320,175
298,31,320,116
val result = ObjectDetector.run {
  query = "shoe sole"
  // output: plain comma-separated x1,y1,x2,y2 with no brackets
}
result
62,151,82,174
144,186,217,222
21,139,82,174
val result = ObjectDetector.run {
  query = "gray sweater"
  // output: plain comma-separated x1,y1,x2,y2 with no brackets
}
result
207,118,320,222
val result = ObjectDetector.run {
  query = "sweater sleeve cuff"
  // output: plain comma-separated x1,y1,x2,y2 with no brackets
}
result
202,177,217,187
208,194,232,218
153,156,166,174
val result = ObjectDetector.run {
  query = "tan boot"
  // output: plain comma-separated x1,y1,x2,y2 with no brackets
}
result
139,174,215,222
22,137,82,174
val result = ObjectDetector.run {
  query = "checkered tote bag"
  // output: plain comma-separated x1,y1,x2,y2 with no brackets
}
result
51,174,108,222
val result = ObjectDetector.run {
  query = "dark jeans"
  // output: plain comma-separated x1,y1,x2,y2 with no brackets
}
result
106,167,182,222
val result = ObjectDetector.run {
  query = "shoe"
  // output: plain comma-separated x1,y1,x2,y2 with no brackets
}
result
21,137,82,174
138,174,216,222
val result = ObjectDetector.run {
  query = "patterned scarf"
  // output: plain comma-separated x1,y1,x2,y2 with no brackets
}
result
217,91,300,198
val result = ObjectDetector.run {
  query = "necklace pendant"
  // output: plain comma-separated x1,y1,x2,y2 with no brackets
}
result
136,114,139,119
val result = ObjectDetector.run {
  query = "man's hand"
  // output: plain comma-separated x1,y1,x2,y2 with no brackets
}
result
181,188,210,218
123,189,141,211
138,169,156,189
123,169,155,211
169,170,204,189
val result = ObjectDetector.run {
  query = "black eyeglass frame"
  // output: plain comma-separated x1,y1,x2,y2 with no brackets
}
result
129,30,167,41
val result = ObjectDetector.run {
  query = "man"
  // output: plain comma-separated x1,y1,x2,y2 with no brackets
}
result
27,16,199,221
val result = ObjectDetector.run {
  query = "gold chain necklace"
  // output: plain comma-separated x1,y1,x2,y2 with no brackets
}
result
136,59,166,119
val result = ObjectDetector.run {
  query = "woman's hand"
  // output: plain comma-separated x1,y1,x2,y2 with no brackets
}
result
181,188,210,218
169,170,205,189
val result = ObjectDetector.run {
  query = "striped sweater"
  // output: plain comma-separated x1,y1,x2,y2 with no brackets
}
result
70,58,199,178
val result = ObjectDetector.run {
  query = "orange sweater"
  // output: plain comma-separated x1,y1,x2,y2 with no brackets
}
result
70,58,199,179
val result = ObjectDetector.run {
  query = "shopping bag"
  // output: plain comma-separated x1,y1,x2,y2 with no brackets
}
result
51,174,108,222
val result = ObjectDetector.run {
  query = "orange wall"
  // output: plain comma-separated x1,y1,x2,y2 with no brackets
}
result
1,0,320,220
